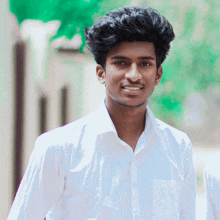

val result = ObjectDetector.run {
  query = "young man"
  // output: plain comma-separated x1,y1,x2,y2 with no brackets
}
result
8,6,196,220
204,152,220,219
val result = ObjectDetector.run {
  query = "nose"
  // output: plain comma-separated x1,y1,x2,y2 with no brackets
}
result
125,64,142,82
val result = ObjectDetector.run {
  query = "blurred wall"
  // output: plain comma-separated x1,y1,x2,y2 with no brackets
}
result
0,3,18,220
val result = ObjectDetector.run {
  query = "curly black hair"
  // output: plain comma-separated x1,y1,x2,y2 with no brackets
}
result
85,6,175,69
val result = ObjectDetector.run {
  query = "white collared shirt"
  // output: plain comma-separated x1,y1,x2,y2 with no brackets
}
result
204,152,220,220
8,101,196,220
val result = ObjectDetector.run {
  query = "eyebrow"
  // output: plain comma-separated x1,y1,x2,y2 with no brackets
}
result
110,55,155,60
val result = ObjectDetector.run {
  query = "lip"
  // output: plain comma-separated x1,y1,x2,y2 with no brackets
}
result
123,87,141,90
121,84,143,95
121,84,144,89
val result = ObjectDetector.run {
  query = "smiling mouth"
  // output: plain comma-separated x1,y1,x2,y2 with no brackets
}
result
123,87,141,90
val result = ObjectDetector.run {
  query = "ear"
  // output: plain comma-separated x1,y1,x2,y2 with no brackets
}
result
155,66,163,86
96,65,105,84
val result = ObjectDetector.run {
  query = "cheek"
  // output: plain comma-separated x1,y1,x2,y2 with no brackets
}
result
144,74,157,84
106,70,122,84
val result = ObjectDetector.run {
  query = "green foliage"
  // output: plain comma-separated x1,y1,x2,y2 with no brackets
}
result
10,0,130,50
147,0,220,125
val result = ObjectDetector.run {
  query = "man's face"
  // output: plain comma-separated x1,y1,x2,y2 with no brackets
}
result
96,41,163,108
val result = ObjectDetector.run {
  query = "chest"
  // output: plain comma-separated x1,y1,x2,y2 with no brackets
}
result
65,137,183,193
60,141,184,219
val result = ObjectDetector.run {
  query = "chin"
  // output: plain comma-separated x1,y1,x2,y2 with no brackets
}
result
114,98,146,108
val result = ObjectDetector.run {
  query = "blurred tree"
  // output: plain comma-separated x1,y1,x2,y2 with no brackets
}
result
143,0,220,125
10,0,130,50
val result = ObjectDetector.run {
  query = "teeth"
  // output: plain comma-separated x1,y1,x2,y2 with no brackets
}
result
124,87,140,90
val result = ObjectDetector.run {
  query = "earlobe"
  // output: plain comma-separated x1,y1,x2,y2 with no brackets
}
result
155,66,163,85
96,65,105,84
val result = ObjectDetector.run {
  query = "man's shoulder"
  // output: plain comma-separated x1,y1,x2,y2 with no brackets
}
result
155,118,190,143
35,111,96,149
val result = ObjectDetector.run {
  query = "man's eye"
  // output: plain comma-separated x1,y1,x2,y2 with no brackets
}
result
115,61,126,66
141,62,150,66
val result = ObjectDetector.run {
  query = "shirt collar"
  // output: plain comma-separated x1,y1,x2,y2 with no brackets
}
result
93,100,117,135
93,99,158,137
145,105,157,136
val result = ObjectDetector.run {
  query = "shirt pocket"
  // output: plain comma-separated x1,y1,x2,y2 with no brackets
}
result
152,179,183,220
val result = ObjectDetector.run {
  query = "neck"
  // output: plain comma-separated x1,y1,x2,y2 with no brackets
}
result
105,99,147,139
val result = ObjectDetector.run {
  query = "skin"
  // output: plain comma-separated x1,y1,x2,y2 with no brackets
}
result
96,41,163,151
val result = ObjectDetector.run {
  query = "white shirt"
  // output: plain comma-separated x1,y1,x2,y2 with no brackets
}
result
8,101,196,220
204,152,220,220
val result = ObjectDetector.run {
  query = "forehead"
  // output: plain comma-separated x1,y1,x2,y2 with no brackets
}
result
106,41,156,60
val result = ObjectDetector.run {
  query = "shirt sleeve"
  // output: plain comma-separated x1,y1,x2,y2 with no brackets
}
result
204,158,220,220
179,137,197,220
7,134,66,220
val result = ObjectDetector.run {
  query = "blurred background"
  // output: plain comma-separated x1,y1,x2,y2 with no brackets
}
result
1,0,220,219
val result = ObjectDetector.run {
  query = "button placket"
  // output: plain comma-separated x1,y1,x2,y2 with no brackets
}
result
131,157,141,220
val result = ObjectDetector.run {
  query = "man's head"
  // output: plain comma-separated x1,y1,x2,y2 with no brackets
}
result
85,6,175,108
85,6,175,69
